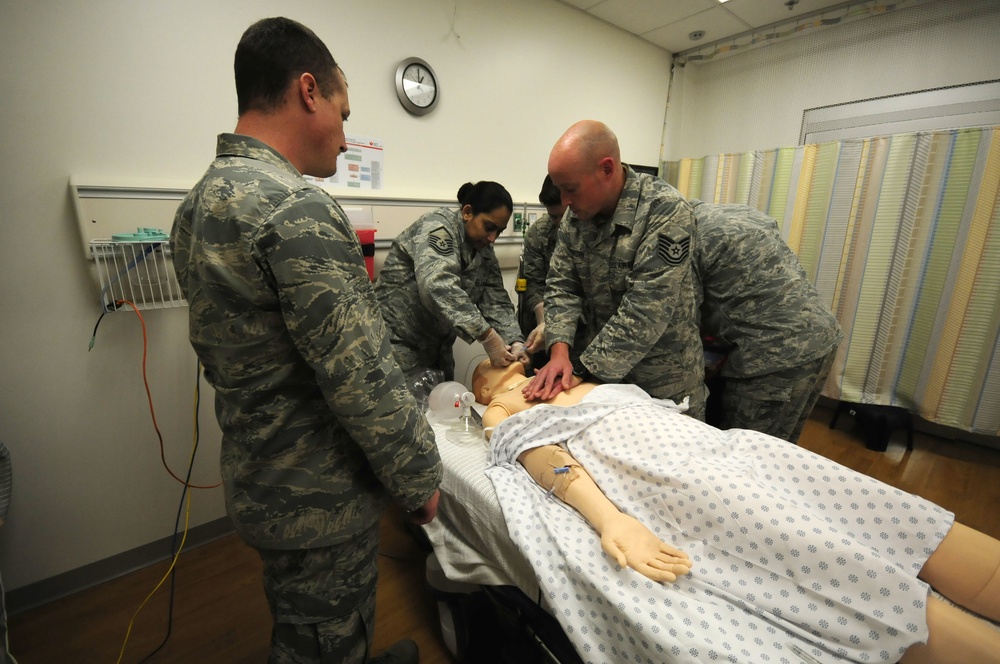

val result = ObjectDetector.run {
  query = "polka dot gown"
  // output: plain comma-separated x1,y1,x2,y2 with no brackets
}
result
485,385,953,664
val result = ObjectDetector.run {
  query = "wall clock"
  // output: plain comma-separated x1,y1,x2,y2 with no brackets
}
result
395,57,439,116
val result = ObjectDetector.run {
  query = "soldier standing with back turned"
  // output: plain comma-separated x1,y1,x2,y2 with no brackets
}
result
691,200,842,442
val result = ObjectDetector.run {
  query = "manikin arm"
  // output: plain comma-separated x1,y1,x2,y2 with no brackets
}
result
517,444,692,583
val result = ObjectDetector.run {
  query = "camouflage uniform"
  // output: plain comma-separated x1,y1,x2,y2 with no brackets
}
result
521,212,560,320
375,208,521,382
520,213,589,363
545,166,706,418
171,134,442,663
691,200,843,442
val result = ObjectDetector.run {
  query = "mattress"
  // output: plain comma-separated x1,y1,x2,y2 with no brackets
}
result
421,408,539,598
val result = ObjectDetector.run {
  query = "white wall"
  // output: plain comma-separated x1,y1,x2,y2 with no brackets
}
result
0,0,670,594
663,0,1000,160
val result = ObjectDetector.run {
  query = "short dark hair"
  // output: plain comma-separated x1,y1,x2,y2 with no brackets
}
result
235,17,341,115
538,174,561,206
456,181,513,216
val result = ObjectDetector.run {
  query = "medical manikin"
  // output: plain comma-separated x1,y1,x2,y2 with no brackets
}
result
473,360,1000,664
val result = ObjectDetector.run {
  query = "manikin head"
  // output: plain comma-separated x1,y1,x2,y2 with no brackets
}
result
472,358,527,405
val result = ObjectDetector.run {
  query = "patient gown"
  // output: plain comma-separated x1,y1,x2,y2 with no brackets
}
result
485,384,953,664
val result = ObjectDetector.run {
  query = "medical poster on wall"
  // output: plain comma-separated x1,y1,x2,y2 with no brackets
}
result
305,134,383,190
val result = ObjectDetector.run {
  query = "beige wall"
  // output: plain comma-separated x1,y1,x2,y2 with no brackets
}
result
0,0,671,592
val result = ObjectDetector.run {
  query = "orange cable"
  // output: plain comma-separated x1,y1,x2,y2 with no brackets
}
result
115,300,221,489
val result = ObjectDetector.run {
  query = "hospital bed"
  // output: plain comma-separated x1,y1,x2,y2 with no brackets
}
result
424,358,1000,664
419,353,583,664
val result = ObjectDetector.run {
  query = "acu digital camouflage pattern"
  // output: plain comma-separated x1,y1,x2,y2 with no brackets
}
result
171,134,441,550
375,207,522,381
545,166,706,416
691,200,842,441
690,200,842,377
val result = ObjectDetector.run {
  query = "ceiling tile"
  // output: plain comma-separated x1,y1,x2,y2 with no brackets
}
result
724,0,863,29
555,0,882,55
587,0,718,36
642,5,754,53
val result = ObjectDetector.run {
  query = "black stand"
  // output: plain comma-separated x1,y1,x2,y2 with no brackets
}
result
830,401,914,452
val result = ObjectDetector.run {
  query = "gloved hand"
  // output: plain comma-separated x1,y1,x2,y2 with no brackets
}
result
510,341,530,368
481,328,516,368
525,302,546,354
525,324,545,354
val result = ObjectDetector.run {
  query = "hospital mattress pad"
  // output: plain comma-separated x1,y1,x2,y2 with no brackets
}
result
420,410,540,598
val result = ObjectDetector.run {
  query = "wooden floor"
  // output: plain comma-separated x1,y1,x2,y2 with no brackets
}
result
7,505,456,664
8,404,1000,663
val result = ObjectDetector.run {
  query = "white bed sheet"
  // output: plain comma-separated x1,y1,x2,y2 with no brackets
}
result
421,409,540,598
486,384,955,664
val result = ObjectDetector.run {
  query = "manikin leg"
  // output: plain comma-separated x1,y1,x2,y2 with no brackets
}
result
899,596,1000,664
899,522,1000,663
919,522,1000,622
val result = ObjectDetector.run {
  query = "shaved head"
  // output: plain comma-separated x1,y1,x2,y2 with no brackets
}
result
549,120,620,171
547,120,625,221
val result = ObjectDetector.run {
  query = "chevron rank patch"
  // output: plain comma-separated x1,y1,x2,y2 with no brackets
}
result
428,229,454,256
657,232,690,266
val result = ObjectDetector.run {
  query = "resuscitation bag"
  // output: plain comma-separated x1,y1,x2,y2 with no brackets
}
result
427,381,475,419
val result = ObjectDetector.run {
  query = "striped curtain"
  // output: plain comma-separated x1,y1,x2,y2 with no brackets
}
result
670,127,1000,436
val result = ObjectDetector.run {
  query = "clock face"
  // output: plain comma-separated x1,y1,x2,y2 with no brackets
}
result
402,64,436,108
395,57,439,115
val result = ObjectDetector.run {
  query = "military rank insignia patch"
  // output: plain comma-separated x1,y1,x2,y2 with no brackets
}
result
428,230,454,256
657,232,690,266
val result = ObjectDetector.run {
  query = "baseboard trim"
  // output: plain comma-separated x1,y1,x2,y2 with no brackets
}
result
6,516,235,615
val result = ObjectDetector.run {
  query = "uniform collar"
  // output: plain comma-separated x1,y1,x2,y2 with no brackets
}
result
590,164,639,242
216,133,301,176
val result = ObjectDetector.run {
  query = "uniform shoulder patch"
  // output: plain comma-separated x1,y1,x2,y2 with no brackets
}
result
428,229,454,256
657,232,690,266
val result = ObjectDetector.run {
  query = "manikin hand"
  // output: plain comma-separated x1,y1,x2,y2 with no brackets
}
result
599,512,692,583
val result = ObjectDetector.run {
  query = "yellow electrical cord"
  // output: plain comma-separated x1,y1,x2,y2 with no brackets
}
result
114,490,191,664
110,322,209,663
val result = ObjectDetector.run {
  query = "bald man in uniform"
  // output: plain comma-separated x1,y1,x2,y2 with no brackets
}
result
525,121,706,419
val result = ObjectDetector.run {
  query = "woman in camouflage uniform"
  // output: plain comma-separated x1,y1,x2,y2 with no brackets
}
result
376,181,526,385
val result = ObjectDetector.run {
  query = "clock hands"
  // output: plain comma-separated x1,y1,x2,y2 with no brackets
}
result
396,58,438,115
